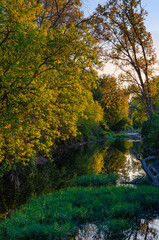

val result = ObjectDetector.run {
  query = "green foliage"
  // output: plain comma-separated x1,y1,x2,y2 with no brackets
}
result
0,0,103,173
141,115,159,149
129,97,149,129
94,75,131,131
0,176,159,239
105,131,133,139
141,119,153,138
105,131,116,138
129,176,152,186
115,134,132,138
95,0,157,118
102,218,132,237
1,139,137,221
140,79,159,148
76,100,104,141
129,77,159,129
70,174,118,186
147,116,159,148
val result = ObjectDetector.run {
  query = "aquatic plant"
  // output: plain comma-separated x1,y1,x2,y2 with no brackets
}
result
70,174,118,187
0,176,159,240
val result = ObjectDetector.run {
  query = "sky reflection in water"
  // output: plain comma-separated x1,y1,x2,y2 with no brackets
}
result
74,218,159,240
0,138,158,238
0,138,147,219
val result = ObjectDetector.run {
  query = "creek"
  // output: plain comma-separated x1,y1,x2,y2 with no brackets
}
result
0,137,159,239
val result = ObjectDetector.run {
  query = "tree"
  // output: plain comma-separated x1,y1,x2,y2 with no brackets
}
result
35,0,83,28
0,0,102,173
129,96,148,129
129,76,159,128
94,75,130,131
152,76,159,113
94,0,157,118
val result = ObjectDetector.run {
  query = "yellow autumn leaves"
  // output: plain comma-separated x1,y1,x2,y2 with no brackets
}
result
0,0,103,173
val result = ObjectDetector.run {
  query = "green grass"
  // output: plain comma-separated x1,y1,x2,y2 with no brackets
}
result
129,176,153,186
0,175,159,240
106,131,134,139
70,174,118,187
105,131,116,138
115,134,133,138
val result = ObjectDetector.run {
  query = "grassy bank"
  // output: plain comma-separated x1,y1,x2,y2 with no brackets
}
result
0,175,159,240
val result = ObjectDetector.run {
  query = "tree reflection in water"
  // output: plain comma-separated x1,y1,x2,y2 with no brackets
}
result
129,218,159,240
101,139,145,181
74,218,159,240
0,138,152,223
74,224,104,240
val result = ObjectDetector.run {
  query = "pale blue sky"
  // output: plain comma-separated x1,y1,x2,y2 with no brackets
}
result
82,0,159,54
81,0,159,74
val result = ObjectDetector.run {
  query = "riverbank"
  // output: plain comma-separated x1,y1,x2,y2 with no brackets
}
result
0,137,145,221
52,131,141,153
0,174,159,240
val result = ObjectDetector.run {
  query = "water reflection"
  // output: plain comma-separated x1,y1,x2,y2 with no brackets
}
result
74,224,104,240
120,153,145,181
0,138,145,220
129,218,159,240
74,218,159,240
101,139,145,181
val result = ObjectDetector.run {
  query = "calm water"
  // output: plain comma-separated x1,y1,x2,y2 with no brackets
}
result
0,137,158,239
74,217,159,240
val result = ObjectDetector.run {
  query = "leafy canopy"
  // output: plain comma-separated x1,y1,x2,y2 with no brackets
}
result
0,0,102,173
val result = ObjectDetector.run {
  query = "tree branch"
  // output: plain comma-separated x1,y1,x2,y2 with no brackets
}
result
133,150,159,187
